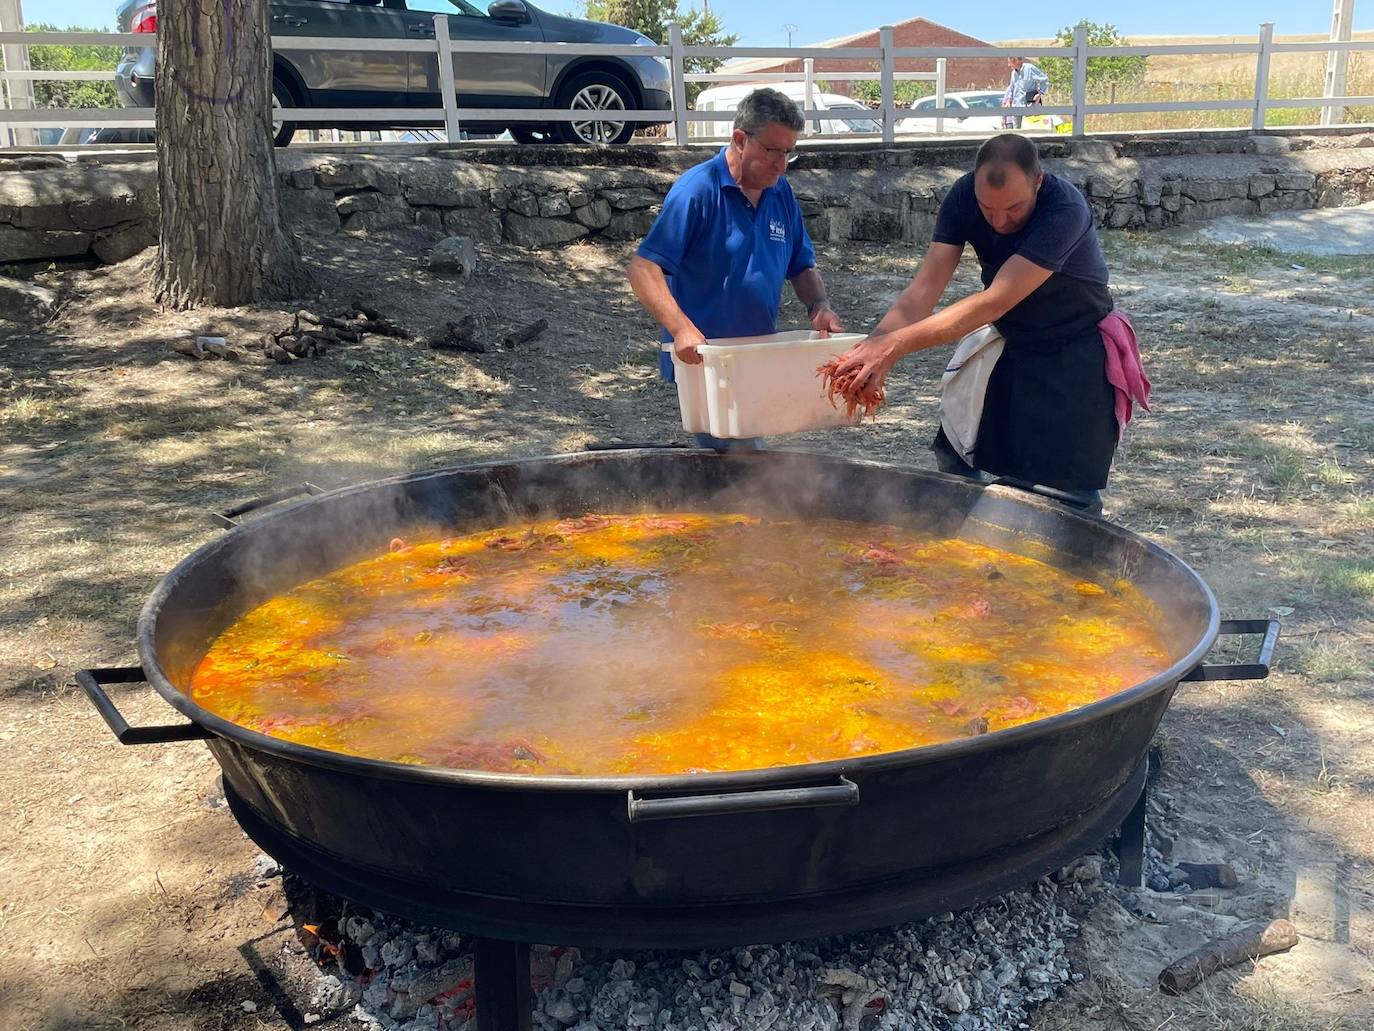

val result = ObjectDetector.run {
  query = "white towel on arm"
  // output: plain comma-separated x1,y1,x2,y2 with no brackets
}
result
938,324,1005,464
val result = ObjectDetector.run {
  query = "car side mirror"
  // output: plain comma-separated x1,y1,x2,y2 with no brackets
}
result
488,0,529,21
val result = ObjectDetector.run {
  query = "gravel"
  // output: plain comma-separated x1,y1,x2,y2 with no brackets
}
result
292,858,1109,1031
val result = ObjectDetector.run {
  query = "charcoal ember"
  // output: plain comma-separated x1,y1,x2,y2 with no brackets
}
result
310,973,346,1011
938,982,971,1013
389,958,473,1019
1054,855,1103,886
544,993,579,1025
415,937,441,964
288,858,1090,1031
380,938,413,968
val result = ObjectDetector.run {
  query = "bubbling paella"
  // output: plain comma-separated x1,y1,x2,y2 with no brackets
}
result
189,513,1171,775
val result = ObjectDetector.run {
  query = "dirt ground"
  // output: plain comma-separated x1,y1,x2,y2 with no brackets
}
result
1,220,1371,1030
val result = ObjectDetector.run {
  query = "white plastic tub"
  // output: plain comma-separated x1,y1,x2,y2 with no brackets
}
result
665,330,866,439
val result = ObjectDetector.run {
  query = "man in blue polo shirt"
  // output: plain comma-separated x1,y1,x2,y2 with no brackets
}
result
627,88,843,448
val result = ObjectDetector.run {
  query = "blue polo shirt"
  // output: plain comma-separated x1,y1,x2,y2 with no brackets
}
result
637,147,816,381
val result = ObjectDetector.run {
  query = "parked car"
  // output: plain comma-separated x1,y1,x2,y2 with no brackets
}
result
690,81,882,139
112,0,672,146
897,90,1005,134
897,89,1067,135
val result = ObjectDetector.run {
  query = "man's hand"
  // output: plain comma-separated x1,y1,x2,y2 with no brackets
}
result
672,325,709,365
831,332,901,395
809,300,844,336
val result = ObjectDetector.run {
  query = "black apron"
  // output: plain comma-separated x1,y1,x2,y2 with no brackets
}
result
936,268,1118,492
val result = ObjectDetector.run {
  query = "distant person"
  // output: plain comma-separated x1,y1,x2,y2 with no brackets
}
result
827,134,1150,514
627,88,844,449
1006,56,1050,128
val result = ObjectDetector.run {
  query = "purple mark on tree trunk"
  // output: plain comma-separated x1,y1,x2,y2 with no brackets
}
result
168,0,250,107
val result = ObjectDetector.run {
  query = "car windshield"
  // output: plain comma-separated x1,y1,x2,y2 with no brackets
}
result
835,109,881,132
405,0,488,15
963,94,1004,109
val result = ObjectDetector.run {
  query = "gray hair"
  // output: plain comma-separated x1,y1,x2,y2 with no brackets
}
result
734,88,804,135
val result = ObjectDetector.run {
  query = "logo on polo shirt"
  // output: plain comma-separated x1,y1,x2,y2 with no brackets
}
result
768,218,787,243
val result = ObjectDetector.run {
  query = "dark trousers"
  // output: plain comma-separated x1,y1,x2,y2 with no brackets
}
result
932,429,1103,515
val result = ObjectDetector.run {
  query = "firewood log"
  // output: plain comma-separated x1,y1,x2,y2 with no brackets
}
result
427,316,483,354
502,317,548,349
1159,919,1298,995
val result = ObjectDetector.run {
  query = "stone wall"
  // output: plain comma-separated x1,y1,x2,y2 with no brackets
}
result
0,158,158,264
2,130,1373,265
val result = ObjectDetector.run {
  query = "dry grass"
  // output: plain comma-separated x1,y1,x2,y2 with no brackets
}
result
1039,966,1364,1031
1189,979,1362,1031
1084,63,1374,133
1294,638,1368,683
1342,495,1374,528
1287,555,1374,607
998,30,1374,133
0,393,62,425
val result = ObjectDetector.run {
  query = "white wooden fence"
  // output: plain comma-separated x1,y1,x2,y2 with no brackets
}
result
1,19,1372,148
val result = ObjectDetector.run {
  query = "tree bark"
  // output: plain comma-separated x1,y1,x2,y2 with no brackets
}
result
155,0,307,309
1158,919,1299,995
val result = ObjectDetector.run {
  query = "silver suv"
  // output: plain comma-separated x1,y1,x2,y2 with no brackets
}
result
113,0,673,146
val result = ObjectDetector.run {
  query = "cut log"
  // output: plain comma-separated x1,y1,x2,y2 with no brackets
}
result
352,317,407,338
427,316,484,354
1158,919,1298,995
299,333,331,357
350,300,382,321
296,311,365,341
502,317,548,349
199,338,239,360
1176,862,1239,889
264,340,294,364
172,338,206,359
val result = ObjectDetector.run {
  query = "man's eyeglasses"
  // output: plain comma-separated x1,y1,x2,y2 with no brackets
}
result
744,132,800,165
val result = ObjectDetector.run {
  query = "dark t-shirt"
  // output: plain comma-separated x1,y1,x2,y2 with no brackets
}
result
932,171,1108,286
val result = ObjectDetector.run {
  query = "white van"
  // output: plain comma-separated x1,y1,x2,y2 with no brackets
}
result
690,81,881,140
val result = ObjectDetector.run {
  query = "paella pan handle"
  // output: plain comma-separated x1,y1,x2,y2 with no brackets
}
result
1181,618,1281,682
210,482,326,529
75,667,215,745
626,777,859,823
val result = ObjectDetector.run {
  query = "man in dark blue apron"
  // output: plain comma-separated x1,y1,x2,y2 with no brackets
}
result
627,88,844,449
831,134,1117,511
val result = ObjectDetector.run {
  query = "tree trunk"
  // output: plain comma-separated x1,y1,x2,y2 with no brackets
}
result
155,0,307,309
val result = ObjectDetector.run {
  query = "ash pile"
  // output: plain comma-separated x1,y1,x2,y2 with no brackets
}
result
276,855,1108,1031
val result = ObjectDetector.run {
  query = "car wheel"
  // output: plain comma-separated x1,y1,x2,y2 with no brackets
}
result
272,75,297,148
511,126,555,145
553,71,636,145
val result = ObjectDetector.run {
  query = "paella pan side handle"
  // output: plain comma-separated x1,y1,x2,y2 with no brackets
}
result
1181,619,1281,682
626,777,859,823
75,667,215,745
210,482,326,529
